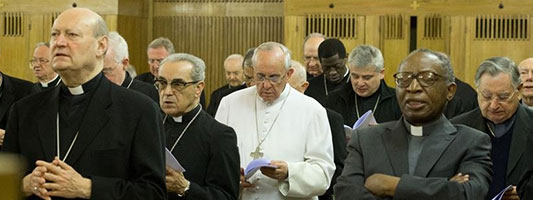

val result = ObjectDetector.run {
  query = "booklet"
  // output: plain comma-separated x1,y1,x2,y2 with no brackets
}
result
491,185,513,200
244,158,277,180
344,110,377,140
165,148,186,172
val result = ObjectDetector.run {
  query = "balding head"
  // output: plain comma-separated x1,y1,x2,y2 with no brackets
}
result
50,8,108,87
288,60,309,93
224,54,244,87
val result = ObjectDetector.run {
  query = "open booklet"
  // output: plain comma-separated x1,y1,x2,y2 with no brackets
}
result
165,148,186,172
344,110,377,140
244,158,277,180
491,185,513,200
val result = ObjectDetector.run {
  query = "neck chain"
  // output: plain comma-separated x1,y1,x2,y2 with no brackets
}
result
125,78,134,89
56,113,79,162
355,94,381,118
164,104,202,152
323,74,329,96
485,123,496,137
250,88,291,159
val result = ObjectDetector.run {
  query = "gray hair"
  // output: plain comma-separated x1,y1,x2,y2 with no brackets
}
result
107,32,129,63
160,53,205,81
224,54,244,68
94,15,108,37
290,60,307,83
348,45,384,72
243,48,255,69
303,33,326,49
35,42,50,48
252,42,291,70
148,37,175,54
474,57,521,89
400,49,455,84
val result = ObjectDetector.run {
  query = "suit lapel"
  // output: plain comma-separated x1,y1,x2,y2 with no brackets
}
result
65,78,111,165
414,119,457,177
506,106,529,178
382,120,409,176
37,87,61,162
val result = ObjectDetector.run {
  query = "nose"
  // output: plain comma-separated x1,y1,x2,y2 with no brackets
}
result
262,80,273,89
406,78,423,93
488,98,501,110
527,71,533,80
53,34,67,47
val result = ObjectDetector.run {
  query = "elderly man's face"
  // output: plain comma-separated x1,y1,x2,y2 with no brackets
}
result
349,65,384,97
31,45,54,81
224,58,244,87
50,10,104,73
321,54,347,83
103,50,126,86
254,49,293,103
395,52,455,125
477,72,520,124
519,60,533,99
303,36,324,77
148,47,170,77
157,61,203,117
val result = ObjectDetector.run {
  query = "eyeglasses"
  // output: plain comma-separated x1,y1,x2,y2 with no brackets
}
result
30,58,49,65
477,89,517,103
154,79,199,92
148,58,165,64
393,71,447,88
254,73,286,84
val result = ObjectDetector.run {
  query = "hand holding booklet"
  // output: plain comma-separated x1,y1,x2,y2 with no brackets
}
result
491,185,514,200
165,148,186,172
344,110,377,140
244,158,277,180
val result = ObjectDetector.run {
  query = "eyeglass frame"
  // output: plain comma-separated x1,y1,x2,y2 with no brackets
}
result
477,89,518,104
393,71,447,88
154,79,200,92
148,58,165,64
254,72,287,84
29,58,50,65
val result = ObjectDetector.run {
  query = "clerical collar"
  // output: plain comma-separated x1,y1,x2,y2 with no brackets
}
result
171,104,201,124
121,72,134,88
403,114,448,137
61,73,102,96
486,112,516,138
40,74,60,87
522,101,533,110
257,83,290,105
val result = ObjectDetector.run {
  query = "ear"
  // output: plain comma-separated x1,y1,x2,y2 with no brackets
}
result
379,68,385,79
301,81,310,92
446,82,457,101
121,58,130,71
286,67,295,80
96,35,108,58
196,81,205,97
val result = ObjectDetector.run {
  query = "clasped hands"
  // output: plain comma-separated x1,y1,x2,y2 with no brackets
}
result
23,157,91,200
240,160,288,188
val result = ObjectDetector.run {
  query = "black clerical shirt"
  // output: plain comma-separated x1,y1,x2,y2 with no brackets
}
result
356,85,381,117
58,74,101,159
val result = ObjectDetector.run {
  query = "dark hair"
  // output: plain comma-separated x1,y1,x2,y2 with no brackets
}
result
318,38,346,61
243,47,256,69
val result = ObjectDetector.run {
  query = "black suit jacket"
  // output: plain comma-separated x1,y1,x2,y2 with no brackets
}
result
0,73,33,130
451,106,533,189
334,117,492,200
319,108,347,200
2,77,167,200
122,72,159,103
164,106,240,200
206,84,246,116
305,74,349,106
29,76,61,95
326,80,402,126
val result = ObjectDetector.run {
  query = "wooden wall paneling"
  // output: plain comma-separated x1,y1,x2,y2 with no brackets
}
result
417,14,447,54
380,14,410,86
117,14,149,75
364,15,381,48
0,12,32,81
449,16,468,85
284,16,305,61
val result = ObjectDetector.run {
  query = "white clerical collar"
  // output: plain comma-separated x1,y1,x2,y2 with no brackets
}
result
67,85,84,95
40,74,59,87
258,83,291,105
410,125,423,137
522,101,533,110
172,116,183,123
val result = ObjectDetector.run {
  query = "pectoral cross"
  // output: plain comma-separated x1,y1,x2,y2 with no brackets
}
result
250,146,264,160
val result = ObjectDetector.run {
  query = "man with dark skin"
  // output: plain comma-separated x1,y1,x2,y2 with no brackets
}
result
335,49,492,200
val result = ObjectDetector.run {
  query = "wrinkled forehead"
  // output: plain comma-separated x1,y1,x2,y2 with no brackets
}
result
159,61,193,80
52,11,95,35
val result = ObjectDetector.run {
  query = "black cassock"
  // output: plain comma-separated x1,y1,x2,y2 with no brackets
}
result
164,105,240,200
304,74,349,106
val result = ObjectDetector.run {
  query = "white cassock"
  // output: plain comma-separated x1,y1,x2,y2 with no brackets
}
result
215,84,335,200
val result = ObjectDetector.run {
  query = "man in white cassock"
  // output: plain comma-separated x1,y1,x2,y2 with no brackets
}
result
215,42,335,200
